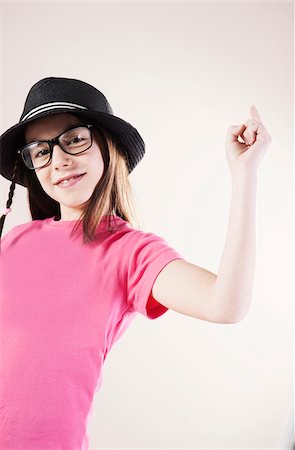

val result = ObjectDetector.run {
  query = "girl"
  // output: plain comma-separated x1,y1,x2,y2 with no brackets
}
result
0,77,271,449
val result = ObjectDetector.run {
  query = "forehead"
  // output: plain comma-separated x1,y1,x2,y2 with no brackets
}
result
24,113,83,143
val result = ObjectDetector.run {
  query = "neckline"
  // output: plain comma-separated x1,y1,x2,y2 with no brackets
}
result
43,214,123,228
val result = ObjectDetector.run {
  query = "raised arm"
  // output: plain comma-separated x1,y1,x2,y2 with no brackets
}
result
151,106,272,324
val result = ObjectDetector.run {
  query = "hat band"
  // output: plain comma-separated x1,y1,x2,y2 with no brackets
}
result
21,101,88,122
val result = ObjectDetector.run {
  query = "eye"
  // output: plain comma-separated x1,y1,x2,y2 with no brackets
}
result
67,136,84,144
36,149,50,158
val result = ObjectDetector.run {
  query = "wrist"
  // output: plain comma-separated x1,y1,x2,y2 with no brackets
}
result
230,167,258,181
230,171,258,192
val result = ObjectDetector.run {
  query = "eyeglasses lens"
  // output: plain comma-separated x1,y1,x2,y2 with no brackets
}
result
22,126,92,169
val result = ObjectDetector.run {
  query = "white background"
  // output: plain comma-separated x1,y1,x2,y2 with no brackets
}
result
0,2,293,449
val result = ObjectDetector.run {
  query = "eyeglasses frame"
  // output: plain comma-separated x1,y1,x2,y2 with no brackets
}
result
17,123,94,170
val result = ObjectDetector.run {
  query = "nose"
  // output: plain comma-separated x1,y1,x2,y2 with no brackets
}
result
51,142,72,168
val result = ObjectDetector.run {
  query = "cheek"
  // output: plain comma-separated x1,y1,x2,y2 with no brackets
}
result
88,153,105,179
35,171,54,193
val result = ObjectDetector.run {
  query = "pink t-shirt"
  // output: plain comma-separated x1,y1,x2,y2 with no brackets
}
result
0,214,184,449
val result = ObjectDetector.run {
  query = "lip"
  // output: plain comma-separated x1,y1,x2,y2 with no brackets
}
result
55,173,86,189
54,172,86,185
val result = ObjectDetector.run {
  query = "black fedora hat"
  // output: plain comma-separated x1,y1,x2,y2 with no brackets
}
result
0,76,145,188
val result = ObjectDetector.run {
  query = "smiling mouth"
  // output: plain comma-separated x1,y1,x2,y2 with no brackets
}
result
56,173,86,187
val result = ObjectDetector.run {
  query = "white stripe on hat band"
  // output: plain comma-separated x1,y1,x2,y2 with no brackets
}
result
21,102,88,122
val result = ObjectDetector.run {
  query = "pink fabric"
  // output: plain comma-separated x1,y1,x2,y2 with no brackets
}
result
0,214,184,449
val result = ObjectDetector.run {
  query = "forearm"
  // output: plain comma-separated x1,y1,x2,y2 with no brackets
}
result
213,170,258,322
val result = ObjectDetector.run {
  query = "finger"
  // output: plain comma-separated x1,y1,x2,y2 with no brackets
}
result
245,119,269,137
226,124,247,143
242,128,256,143
244,121,272,144
250,105,262,124
245,119,259,128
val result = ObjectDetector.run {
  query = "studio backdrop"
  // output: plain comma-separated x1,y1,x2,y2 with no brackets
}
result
0,2,293,449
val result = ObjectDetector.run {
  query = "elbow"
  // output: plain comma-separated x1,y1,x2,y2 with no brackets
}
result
212,291,252,324
221,315,244,325
218,302,251,324
225,307,250,324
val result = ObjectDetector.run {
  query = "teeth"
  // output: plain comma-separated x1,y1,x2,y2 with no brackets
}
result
58,175,81,185
59,179,71,185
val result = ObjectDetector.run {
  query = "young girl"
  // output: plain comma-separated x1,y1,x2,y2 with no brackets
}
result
0,77,271,449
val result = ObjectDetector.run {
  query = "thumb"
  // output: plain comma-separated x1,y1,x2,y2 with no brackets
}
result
226,124,246,144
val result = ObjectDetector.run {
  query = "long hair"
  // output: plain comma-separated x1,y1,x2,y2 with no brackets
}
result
0,119,141,248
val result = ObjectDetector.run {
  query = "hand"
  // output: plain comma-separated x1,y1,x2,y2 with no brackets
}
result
225,105,272,174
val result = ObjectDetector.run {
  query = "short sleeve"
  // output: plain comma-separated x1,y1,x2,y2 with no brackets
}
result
126,230,185,319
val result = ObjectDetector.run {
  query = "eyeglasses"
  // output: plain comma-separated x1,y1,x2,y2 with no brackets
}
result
18,123,93,170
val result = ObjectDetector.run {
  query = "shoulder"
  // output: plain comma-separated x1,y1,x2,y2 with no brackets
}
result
0,219,42,251
105,218,180,266
114,222,170,250
118,223,183,268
